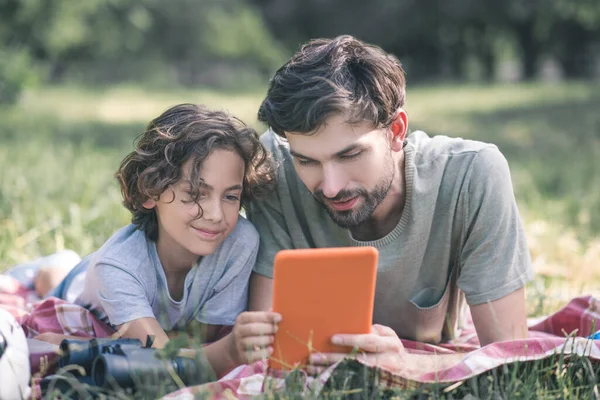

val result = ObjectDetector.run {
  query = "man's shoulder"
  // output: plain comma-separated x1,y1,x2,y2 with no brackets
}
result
260,129,291,159
408,131,499,164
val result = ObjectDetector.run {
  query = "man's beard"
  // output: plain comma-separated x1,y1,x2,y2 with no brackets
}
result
313,154,395,229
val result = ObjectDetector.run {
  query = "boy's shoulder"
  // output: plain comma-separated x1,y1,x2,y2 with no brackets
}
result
225,215,259,247
91,224,153,273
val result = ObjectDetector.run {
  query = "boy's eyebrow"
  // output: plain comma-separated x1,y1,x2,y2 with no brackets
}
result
290,144,362,161
199,182,243,191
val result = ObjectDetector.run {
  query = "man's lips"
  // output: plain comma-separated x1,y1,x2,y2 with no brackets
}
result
328,196,359,211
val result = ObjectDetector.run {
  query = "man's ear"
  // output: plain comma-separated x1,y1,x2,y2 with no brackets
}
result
390,109,408,152
142,198,156,210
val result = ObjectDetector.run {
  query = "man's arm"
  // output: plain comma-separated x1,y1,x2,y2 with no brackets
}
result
248,272,273,311
470,287,528,346
458,148,533,344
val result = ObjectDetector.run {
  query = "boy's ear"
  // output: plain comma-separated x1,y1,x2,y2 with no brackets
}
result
390,109,408,152
142,198,156,210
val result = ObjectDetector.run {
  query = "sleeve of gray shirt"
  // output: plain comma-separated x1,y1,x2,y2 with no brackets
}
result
246,190,292,278
195,221,260,325
91,261,156,326
457,147,534,305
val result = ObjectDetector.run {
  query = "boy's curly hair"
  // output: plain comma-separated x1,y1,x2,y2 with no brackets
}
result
116,103,276,240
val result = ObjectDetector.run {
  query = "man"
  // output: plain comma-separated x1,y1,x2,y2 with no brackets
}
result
246,35,533,373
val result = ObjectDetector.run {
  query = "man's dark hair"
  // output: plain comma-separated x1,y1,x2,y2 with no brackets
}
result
116,103,275,240
258,35,406,137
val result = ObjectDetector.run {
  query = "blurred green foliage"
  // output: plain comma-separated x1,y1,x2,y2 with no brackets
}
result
3,0,600,104
254,0,600,82
0,0,286,104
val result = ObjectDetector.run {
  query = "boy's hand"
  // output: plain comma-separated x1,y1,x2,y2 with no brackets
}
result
307,324,405,375
227,311,281,365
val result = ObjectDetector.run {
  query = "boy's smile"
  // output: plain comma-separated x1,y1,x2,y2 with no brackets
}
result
143,149,245,271
191,226,223,241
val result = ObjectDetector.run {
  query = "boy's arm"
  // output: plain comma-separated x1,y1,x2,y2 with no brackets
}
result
116,317,170,348
167,321,226,343
248,272,273,311
32,317,169,347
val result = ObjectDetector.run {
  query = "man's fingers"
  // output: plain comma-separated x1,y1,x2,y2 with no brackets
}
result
306,365,328,376
371,324,398,337
332,333,399,353
308,352,347,366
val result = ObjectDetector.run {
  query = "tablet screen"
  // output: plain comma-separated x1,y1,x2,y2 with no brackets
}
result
270,246,378,370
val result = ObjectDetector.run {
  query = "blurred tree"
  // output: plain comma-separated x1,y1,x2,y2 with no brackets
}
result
549,0,600,78
0,0,285,91
2,0,598,95
251,0,600,82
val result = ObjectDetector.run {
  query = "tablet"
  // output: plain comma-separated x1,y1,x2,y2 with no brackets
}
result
270,246,378,370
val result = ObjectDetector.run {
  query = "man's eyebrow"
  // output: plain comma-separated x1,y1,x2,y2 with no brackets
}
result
290,144,362,161
289,150,314,160
333,144,361,157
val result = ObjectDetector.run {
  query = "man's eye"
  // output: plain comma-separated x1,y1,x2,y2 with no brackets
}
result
296,158,316,166
340,151,362,160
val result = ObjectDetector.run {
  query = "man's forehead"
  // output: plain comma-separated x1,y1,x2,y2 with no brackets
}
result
286,119,380,154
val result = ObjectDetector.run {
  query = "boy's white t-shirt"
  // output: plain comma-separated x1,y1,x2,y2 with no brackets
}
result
72,216,258,330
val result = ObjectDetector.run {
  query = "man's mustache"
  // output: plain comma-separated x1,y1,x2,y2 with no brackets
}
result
313,189,366,203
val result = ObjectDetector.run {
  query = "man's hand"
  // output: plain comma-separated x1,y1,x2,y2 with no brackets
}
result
226,311,281,365
307,324,405,375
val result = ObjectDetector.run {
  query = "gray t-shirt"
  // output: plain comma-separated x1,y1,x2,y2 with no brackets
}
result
247,130,533,344
74,216,258,331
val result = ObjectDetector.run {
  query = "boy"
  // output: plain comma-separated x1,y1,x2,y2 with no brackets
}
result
35,104,281,377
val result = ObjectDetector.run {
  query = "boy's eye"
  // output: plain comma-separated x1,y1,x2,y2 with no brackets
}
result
181,191,206,203
225,194,240,202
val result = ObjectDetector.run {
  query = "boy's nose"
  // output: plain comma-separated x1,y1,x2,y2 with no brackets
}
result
202,199,223,222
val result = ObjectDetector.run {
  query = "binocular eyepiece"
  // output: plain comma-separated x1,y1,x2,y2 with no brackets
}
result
57,337,209,392
92,347,202,389
59,338,142,374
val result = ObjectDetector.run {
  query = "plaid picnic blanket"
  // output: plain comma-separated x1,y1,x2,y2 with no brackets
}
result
1,273,599,399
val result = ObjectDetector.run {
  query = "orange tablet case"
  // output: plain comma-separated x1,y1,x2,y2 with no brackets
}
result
270,246,378,370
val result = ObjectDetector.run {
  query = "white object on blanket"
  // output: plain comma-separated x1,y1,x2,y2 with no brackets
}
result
0,308,31,400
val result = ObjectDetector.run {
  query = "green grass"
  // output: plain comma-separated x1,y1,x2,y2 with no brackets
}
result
1,82,599,398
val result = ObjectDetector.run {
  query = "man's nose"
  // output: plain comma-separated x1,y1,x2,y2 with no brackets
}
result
320,164,347,199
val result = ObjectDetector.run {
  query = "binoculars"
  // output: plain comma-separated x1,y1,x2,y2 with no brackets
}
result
49,337,210,392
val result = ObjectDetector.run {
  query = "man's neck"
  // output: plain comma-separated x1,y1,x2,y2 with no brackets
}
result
350,151,406,242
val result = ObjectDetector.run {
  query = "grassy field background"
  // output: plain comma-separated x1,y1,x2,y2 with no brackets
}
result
1,82,599,313
1,82,599,398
